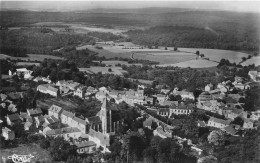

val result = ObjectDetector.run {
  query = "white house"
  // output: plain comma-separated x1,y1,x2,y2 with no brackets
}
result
37,84,59,97
2,127,15,140
74,85,87,99
207,117,230,129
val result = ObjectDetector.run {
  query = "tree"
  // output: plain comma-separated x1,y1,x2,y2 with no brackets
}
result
165,47,167,50
200,54,205,58
49,137,77,161
196,51,200,55
174,47,178,51
207,130,225,146
232,116,244,126
247,55,252,59
108,68,112,72
241,57,247,61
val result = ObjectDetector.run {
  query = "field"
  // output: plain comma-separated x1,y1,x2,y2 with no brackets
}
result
77,44,252,67
79,66,127,76
0,54,64,61
101,60,142,67
0,144,54,163
241,56,260,66
157,59,219,68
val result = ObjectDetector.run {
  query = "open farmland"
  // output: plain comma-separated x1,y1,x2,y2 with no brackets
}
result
241,56,260,66
79,66,127,76
0,54,64,61
101,60,142,67
157,59,219,68
1,144,53,163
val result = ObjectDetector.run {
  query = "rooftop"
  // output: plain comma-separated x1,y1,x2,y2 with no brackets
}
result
74,141,96,148
209,117,230,125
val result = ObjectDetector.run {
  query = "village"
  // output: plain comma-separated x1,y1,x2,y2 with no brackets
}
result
1,60,260,163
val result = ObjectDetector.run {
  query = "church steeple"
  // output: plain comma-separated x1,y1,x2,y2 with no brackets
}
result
100,97,112,134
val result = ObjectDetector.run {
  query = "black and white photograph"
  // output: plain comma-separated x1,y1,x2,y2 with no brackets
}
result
0,0,260,162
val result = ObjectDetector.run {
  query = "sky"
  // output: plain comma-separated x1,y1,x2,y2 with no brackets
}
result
1,0,260,13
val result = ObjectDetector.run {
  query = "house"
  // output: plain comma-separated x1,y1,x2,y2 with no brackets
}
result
6,113,22,126
250,110,260,121
49,104,63,119
207,117,230,129
208,89,221,94
161,89,171,95
27,108,42,117
95,91,108,101
169,103,194,116
7,103,17,112
20,112,30,122
71,117,88,133
34,115,45,128
122,95,145,106
37,84,59,97
242,118,254,129
153,126,172,139
75,141,96,154
248,71,260,82
85,86,98,96
205,83,213,92
8,92,23,101
155,94,167,105
172,90,195,100
42,127,82,141
145,97,154,105
60,110,75,125
43,115,60,129
143,116,157,129
2,127,15,140
60,86,70,94
24,122,33,131
161,100,178,107
16,68,33,79
197,120,206,127
74,85,87,99
0,93,7,102
157,108,170,117
198,94,213,102
223,125,237,135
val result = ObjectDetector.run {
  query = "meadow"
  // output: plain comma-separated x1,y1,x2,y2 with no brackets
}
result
79,66,127,76
157,59,219,68
0,54,64,61
241,56,260,66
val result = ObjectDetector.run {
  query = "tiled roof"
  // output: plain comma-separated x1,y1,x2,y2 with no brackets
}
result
87,116,102,124
45,127,81,136
24,122,32,128
162,100,178,107
8,92,22,100
73,117,87,125
61,110,75,118
7,113,21,122
208,117,230,125
37,84,48,91
0,94,7,100
155,126,172,138
49,104,63,114
34,115,45,122
223,125,237,135
27,108,42,116
20,112,29,119
27,116,33,123
74,141,96,148
198,120,206,127
158,108,169,113
48,85,58,92
143,117,156,127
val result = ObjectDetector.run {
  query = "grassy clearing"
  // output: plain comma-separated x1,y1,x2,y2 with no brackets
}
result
157,59,219,68
101,60,142,67
241,56,260,66
1,144,54,163
79,66,127,76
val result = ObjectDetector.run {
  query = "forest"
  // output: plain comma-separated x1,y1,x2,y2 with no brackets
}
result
126,25,259,51
1,9,259,52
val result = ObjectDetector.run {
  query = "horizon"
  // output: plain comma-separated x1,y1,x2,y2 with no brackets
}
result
1,1,260,13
